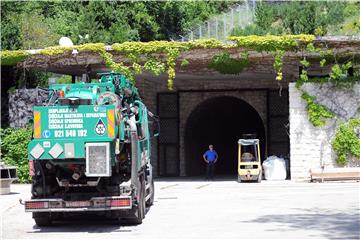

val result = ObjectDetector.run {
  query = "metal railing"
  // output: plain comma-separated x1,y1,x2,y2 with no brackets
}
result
176,0,256,42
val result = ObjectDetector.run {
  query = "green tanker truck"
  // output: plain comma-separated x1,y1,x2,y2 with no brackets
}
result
23,72,158,226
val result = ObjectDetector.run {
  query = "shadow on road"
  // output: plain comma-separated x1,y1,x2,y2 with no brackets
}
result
5,192,20,195
241,208,360,240
27,207,156,233
27,214,138,233
29,222,123,234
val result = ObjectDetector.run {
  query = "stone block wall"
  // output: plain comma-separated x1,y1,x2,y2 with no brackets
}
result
178,90,267,176
8,89,38,128
289,83,360,181
8,73,289,177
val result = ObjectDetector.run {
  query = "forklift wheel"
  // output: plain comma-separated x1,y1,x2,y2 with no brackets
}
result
237,176,242,183
257,172,262,183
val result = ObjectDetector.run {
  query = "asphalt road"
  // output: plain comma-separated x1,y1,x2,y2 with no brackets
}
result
1,179,359,240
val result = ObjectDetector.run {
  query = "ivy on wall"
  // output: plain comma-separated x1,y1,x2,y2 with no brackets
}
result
208,51,250,74
295,52,359,165
228,34,315,52
0,50,30,65
0,35,315,90
300,92,335,127
332,118,360,166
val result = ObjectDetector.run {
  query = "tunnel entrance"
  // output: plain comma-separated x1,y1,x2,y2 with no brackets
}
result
185,96,266,176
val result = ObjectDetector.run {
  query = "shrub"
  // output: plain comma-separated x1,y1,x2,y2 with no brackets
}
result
332,118,360,166
0,128,32,183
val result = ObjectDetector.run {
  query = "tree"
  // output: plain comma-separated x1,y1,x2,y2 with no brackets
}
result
1,0,234,49
19,11,59,49
230,1,355,37
1,14,22,50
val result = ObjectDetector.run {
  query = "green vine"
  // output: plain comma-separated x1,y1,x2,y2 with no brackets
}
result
144,58,166,76
0,35,316,89
208,51,250,74
332,118,360,166
2,34,359,92
228,34,315,52
328,62,357,88
301,92,335,127
300,58,310,68
180,59,189,67
320,59,326,67
297,61,359,89
273,50,284,81
166,47,180,90
0,50,30,65
229,35,315,81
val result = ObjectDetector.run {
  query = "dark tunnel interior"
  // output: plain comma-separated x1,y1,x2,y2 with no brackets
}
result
185,96,266,176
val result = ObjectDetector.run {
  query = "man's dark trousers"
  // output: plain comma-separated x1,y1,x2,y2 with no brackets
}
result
206,162,215,180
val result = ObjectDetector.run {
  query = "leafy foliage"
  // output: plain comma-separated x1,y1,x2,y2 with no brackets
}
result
301,92,335,127
0,1,232,50
0,50,29,66
56,75,72,84
228,34,315,52
144,59,166,76
208,51,250,74
332,118,360,166
297,61,360,89
273,51,284,81
180,59,189,67
0,128,32,183
19,11,59,50
328,3,360,35
328,62,359,88
1,14,22,50
230,1,359,36
229,34,314,81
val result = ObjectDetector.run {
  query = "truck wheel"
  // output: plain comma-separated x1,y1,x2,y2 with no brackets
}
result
133,177,145,224
146,178,154,207
33,212,52,227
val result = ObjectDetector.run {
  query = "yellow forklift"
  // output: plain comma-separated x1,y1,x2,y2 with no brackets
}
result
237,138,262,183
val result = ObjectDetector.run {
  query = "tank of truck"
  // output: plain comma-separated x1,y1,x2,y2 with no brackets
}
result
24,72,158,226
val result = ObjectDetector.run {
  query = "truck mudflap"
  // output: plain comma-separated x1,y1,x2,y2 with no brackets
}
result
24,196,132,212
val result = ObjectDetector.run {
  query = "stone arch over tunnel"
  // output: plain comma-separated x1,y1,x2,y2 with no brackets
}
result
184,96,266,176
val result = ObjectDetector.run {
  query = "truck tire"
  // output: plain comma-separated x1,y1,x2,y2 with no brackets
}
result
132,177,145,224
33,212,52,227
146,178,154,207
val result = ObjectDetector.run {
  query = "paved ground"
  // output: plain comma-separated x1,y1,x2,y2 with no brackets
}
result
1,179,359,239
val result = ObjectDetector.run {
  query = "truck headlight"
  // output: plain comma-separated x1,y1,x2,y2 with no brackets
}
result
85,142,111,177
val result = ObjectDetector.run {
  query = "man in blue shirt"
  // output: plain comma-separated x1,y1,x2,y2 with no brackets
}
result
203,144,218,180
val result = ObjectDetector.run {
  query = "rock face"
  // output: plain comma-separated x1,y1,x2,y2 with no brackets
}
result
301,83,360,121
8,89,38,128
289,83,360,181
